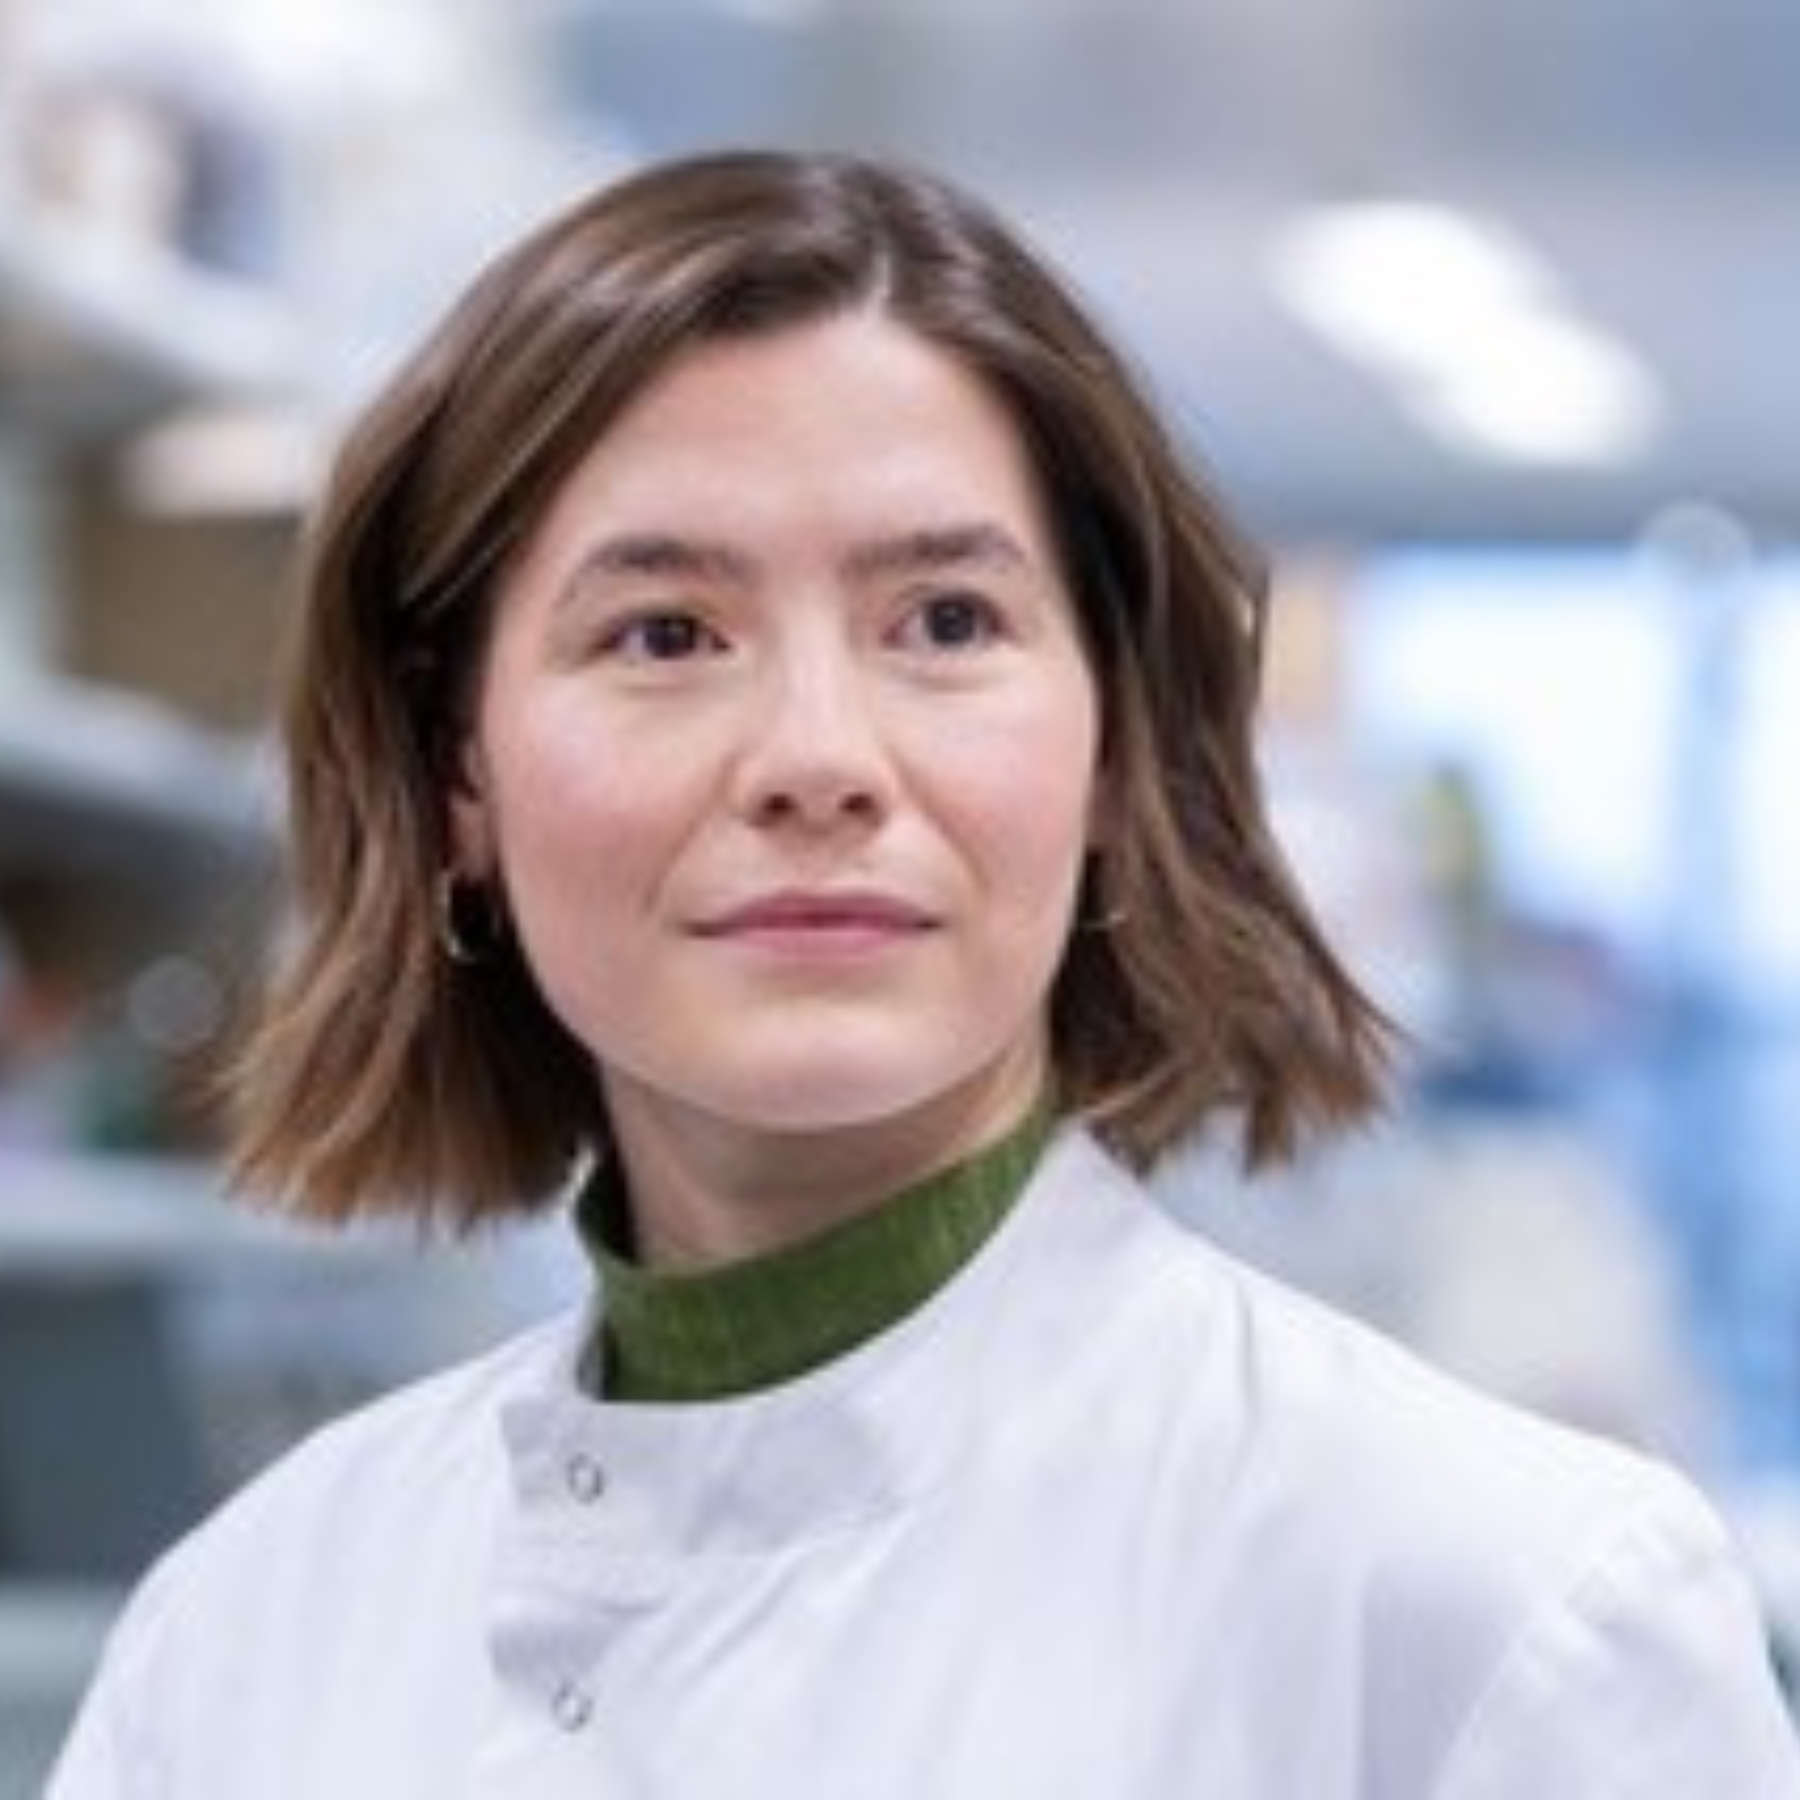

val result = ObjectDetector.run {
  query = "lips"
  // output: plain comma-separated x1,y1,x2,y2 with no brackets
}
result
692,889,939,949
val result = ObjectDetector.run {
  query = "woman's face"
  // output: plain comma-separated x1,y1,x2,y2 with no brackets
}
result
453,314,1099,1191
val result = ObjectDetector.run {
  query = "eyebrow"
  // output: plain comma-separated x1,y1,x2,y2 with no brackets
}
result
839,522,1034,583
556,520,1036,610
560,533,756,600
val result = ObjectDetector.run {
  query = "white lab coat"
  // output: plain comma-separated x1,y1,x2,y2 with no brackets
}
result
51,1128,1800,1797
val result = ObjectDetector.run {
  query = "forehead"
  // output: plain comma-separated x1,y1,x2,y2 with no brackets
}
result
494,312,1066,615
578,313,1035,497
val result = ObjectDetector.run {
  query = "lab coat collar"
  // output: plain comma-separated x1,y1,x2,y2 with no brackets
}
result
493,1125,1140,1566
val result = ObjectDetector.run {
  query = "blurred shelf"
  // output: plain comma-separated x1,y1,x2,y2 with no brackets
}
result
0,1583,118,1706
0,1147,415,1279
3,1148,285,1276
0,215,295,444
0,673,275,887
0,1579,116,1795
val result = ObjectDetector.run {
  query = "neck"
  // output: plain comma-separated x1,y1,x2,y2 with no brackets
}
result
604,1053,1049,1272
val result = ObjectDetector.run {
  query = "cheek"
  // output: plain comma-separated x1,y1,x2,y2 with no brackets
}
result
480,718,650,912
951,707,1099,905
491,772,666,1042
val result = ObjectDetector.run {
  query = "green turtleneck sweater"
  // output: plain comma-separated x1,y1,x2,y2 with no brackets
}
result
577,1105,1054,1403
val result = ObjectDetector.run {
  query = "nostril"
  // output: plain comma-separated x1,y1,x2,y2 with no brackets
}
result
751,781,882,829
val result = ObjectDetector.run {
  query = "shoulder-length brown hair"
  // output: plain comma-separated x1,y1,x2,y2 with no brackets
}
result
228,148,1392,1229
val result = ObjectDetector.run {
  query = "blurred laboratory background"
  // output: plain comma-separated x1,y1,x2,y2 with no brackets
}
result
2,0,1797,1782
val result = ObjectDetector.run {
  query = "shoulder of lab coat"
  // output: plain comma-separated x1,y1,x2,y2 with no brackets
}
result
46,1312,578,1798
45,1128,1800,1797
1165,1242,1799,1792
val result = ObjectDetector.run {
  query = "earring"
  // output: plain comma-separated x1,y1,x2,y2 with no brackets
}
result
1077,858,1128,935
1080,900,1129,935
436,871,505,966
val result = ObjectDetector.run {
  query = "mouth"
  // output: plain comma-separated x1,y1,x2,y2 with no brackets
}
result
692,889,940,954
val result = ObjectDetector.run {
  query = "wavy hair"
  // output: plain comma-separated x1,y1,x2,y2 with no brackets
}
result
227,149,1392,1227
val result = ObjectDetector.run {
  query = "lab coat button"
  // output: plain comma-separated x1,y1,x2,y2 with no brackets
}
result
551,1680,595,1732
565,1453,607,1503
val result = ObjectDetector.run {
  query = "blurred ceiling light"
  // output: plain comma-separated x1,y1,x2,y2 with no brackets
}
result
1273,204,1550,374
190,0,461,108
1413,315,1662,465
120,401,327,517
1271,200,1663,466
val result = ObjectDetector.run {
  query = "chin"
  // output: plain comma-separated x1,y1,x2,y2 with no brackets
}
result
709,1078,939,1140
684,1043,944,1129
696,1035,1038,1144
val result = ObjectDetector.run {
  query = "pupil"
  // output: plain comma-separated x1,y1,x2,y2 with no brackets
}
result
930,598,979,644
646,615,699,657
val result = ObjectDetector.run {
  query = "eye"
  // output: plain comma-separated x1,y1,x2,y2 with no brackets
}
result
899,592,1005,653
601,609,726,663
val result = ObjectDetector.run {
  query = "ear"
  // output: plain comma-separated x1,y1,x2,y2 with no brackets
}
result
446,733,496,878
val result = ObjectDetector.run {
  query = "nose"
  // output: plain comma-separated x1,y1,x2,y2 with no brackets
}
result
730,637,894,832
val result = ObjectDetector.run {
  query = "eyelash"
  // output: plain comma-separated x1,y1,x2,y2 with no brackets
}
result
591,590,1010,667
598,608,726,663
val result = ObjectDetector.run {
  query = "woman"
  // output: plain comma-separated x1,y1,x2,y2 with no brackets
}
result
52,150,1797,1796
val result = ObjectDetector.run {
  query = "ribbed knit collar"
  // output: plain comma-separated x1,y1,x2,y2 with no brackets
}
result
576,1104,1054,1404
